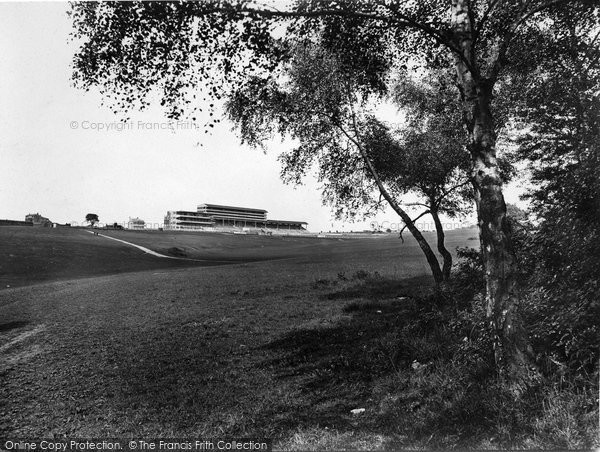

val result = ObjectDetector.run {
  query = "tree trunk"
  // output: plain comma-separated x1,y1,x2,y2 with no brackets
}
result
451,0,535,389
372,180,445,286
430,208,452,281
351,136,445,285
396,210,444,286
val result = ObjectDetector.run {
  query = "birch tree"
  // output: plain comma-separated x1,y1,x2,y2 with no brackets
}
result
225,47,473,284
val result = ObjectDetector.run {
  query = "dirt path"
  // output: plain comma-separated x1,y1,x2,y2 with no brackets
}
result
85,230,205,261
0,324,46,354
0,324,47,371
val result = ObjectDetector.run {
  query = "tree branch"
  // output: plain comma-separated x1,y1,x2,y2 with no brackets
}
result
191,4,401,26
474,0,500,44
488,0,582,81
377,0,478,76
398,209,430,243
198,0,480,79
486,0,586,81
512,0,578,32
434,178,472,208
584,28,600,72
405,202,431,209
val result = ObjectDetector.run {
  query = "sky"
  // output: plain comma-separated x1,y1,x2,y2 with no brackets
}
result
0,2,527,232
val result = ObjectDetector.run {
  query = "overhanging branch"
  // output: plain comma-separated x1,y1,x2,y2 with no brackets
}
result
398,209,430,243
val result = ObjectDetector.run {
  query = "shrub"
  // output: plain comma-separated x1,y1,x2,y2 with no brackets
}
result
448,247,484,310
517,213,600,374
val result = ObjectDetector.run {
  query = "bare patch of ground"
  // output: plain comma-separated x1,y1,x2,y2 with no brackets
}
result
0,323,47,372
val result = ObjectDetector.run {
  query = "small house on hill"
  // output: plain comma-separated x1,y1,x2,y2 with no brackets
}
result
25,213,52,227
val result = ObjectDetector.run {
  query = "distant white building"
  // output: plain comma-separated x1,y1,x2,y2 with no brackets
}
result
164,211,215,230
127,217,145,230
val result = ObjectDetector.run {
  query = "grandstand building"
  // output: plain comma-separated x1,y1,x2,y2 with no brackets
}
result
164,203,308,233
164,211,214,230
197,203,267,227
265,219,309,231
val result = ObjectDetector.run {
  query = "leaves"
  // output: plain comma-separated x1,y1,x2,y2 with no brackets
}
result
85,213,99,225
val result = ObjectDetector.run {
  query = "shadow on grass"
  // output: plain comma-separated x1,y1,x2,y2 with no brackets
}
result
250,274,598,450
324,274,434,301
0,320,29,332
106,274,437,436
39,270,595,448
251,275,437,435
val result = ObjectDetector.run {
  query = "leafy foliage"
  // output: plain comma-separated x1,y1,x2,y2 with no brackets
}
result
85,213,99,225
69,1,285,122
503,10,600,373
69,1,599,127
227,45,473,223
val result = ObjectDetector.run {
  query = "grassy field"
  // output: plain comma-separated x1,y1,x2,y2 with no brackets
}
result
0,227,212,289
0,226,477,289
5,226,590,449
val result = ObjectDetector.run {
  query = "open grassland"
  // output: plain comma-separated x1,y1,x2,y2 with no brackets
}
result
0,227,211,289
97,228,479,262
0,226,477,289
0,260,432,443
4,227,593,449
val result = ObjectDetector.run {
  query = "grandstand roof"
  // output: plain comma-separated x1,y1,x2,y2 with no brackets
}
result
266,219,308,225
198,203,268,213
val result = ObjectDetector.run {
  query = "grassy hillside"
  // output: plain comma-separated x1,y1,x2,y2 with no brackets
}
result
0,259,426,443
0,227,208,289
0,226,478,289
0,227,468,446
1,226,593,449
99,228,478,262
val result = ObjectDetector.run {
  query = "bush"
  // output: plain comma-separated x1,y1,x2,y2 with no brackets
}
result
447,294,495,376
352,250,599,449
517,213,600,374
447,247,484,310
524,380,599,449
368,287,598,449
451,211,599,374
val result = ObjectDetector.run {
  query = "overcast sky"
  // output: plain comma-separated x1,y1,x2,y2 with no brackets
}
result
0,2,526,232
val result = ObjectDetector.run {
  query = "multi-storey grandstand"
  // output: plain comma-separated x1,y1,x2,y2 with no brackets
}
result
197,204,267,226
164,203,308,234
164,211,214,230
